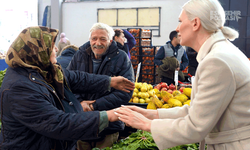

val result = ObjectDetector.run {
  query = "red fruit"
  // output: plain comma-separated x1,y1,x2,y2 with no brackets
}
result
161,82,169,89
161,87,168,91
154,84,161,90
167,89,173,94
179,86,185,93
169,83,175,90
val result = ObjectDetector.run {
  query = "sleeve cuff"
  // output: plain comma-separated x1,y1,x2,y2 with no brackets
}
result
99,111,109,133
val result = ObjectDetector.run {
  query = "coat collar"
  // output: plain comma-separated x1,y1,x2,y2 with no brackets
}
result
196,30,226,63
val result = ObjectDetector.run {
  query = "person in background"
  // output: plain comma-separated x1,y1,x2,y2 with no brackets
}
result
114,0,250,149
186,46,198,76
67,23,134,150
154,30,189,85
57,32,71,56
113,28,136,59
57,44,78,69
0,26,134,150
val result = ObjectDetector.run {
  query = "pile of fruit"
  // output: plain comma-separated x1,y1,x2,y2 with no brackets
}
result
129,82,156,104
147,82,192,109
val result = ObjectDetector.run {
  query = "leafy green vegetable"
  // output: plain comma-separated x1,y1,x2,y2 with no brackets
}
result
92,130,206,150
0,68,7,87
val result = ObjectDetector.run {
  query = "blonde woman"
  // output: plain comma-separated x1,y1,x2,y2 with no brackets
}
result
115,0,250,149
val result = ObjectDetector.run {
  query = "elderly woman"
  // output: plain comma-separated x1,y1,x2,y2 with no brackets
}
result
115,0,250,150
0,26,134,150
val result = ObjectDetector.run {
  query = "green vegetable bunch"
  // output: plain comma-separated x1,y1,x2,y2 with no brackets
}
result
166,143,200,150
0,69,6,87
92,129,207,150
94,130,158,150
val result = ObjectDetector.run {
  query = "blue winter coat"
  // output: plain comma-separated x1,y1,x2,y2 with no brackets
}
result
67,41,134,134
0,66,111,150
57,47,77,69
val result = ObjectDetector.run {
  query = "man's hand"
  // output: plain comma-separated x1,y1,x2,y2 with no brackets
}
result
110,76,135,93
176,67,180,71
106,109,119,122
80,100,96,112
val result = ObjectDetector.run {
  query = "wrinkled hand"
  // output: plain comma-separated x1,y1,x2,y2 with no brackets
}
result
120,105,159,120
80,100,96,112
110,76,135,93
114,106,152,132
106,109,119,122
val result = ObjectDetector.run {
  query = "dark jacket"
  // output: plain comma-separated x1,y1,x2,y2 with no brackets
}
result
57,47,77,69
67,41,134,133
154,41,189,71
0,66,111,150
156,56,184,81
186,47,198,68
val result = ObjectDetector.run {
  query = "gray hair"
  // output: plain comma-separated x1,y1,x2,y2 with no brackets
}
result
183,0,238,41
89,23,115,40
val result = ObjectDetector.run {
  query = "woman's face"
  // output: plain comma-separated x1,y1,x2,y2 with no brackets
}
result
176,10,193,47
50,45,58,64
115,33,125,46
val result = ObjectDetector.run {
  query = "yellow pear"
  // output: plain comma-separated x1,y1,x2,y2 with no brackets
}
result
145,98,151,103
134,88,139,93
140,85,148,92
133,97,139,103
139,98,146,104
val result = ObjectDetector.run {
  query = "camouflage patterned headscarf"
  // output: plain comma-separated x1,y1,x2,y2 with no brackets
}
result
5,26,64,99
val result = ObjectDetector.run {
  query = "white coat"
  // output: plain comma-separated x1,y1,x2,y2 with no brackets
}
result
151,30,250,150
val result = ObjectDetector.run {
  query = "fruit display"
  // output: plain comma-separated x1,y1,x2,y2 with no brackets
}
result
147,82,192,110
129,82,156,104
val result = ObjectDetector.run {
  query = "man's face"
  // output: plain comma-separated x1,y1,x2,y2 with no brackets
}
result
89,29,111,59
175,34,181,45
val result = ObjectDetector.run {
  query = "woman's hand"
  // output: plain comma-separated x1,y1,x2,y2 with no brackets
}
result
80,100,96,112
120,105,159,120
114,106,152,132
110,76,135,93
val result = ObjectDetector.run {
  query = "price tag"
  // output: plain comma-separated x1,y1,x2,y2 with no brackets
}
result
174,70,178,86
191,76,195,85
135,62,141,83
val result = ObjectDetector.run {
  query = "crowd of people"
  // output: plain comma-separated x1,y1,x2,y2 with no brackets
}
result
1,0,250,150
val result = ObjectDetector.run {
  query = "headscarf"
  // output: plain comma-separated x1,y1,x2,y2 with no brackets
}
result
59,32,67,43
5,26,65,99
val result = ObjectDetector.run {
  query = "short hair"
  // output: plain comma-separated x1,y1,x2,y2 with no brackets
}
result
113,30,123,40
182,0,238,41
169,31,178,41
89,23,115,40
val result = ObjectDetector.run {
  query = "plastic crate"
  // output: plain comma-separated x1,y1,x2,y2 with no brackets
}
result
141,29,152,38
142,74,154,84
141,38,151,46
130,47,140,56
127,28,141,38
142,57,154,65
142,47,154,56
142,65,154,74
